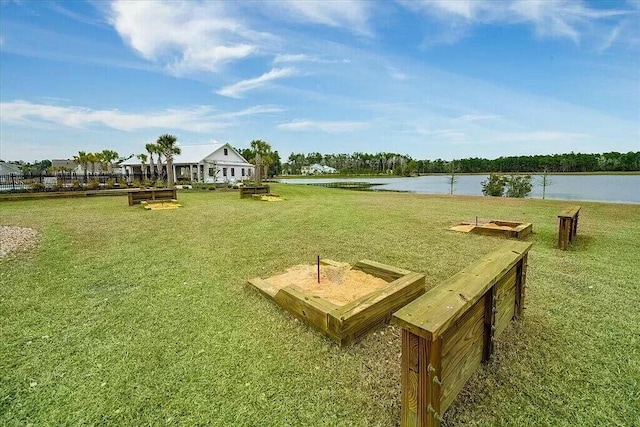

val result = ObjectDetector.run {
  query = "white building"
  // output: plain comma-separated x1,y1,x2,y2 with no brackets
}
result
301,163,338,175
121,143,254,183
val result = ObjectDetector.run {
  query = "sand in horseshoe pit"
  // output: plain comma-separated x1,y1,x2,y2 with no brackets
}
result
266,264,390,306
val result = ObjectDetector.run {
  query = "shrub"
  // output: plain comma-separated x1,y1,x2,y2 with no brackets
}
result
71,180,82,190
52,180,64,191
154,180,165,188
505,174,533,198
118,178,128,188
29,181,45,192
86,179,100,190
105,179,116,189
481,173,506,197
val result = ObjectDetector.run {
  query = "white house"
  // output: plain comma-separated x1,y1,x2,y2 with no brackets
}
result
121,143,254,183
0,161,23,177
301,163,338,175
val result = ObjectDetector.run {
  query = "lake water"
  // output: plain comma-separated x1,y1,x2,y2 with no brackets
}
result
280,174,640,204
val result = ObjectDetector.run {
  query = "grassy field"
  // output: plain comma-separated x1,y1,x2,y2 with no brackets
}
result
1,185,638,426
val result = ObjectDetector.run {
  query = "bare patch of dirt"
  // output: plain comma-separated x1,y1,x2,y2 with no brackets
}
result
265,264,389,306
0,226,39,258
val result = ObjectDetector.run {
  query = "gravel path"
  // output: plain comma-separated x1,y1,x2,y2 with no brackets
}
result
0,226,39,258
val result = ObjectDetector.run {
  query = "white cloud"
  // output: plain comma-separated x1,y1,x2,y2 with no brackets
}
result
109,1,273,74
456,114,500,122
386,66,408,81
273,53,350,64
0,100,283,132
266,1,372,36
492,131,592,142
401,0,630,45
277,120,369,133
216,68,297,98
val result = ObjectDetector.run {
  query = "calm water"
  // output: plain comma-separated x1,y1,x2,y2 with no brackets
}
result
280,175,640,204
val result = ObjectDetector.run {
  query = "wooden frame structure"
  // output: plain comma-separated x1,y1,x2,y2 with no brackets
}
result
240,185,270,198
451,220,532,239
557,206,581,250
127,188,177,206
392,241,532,426
249,259,425,347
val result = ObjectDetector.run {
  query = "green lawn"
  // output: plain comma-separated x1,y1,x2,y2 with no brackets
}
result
1,185,638,426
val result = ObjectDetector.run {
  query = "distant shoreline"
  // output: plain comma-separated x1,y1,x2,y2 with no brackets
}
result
277,171,640,179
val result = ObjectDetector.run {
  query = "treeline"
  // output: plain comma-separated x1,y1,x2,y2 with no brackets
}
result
286,152,418,175
284,151,640,175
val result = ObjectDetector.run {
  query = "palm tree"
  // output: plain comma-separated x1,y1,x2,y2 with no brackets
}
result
73,151,90,180
100,149,119,174
145,143,157,178
86,152,99,175
137,153,148,181
156,134,181,187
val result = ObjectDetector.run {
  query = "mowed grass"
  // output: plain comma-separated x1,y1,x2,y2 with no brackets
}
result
1,185,638,426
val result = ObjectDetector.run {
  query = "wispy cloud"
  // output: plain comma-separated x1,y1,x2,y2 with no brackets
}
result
0,100,283,132
266,1,373,36
216,68,297,98
386,66,408,81
455,114,500,122
277,119,369,133
400,0,630,46
492,131,592,142
273,53,350,64
108,1,274,74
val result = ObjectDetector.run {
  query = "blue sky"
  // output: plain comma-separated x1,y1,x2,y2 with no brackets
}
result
1,0,638,162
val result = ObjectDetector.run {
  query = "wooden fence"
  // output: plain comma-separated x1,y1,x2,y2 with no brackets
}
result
557,206,581,250
392,241,532,426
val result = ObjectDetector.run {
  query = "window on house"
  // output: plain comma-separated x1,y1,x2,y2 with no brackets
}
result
223,148,228,156
223,168,227,176
208,168,214,176
231,168,235,177
241,168,245,176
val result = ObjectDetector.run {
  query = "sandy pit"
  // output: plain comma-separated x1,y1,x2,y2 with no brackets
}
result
265,264,390,305
0,226,39,258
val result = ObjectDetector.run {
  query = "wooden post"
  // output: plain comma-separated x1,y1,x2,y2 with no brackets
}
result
514,256,526,318
483,285,497,362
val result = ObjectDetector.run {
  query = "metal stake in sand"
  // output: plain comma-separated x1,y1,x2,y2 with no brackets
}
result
476,216,478,226
317,255,320,284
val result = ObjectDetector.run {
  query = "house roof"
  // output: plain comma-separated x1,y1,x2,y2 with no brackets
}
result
121,143,241,165
0,161,22,174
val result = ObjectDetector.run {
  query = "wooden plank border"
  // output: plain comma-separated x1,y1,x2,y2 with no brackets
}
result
248,259,425,347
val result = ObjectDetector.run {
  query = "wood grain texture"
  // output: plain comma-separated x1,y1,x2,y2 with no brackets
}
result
393,241,532,340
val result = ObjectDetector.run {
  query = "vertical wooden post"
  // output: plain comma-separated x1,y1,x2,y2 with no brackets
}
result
571,212,579,242
483,285,497,362
514,255,527,319
401,331,438,427
426,337,442,427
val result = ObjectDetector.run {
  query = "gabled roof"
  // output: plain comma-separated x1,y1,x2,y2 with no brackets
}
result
173,144,225,164
122,143,241,165
0,161,22,174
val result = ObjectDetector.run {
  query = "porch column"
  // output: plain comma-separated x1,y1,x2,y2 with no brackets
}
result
197,163,202,182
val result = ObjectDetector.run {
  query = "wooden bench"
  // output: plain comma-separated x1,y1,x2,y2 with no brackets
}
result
392,241,532,427
240,185,270,199
557,206,581,250
127,188,177,206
